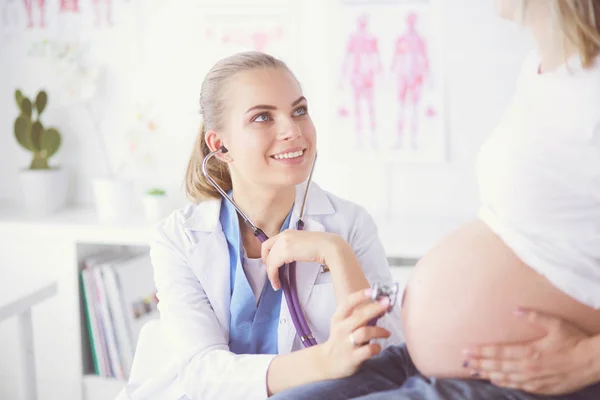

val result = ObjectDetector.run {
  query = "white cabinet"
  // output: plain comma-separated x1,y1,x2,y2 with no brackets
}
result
0,205,152,400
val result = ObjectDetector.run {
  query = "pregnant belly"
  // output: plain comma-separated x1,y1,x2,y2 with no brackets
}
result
401,219,600,378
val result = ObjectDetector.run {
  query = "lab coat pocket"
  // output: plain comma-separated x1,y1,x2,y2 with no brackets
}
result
305,280,337,342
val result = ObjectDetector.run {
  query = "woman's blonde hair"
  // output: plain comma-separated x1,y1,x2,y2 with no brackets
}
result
185,51,290,202
523,0,600,68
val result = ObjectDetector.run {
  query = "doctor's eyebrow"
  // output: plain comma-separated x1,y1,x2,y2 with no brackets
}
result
245,96,307,114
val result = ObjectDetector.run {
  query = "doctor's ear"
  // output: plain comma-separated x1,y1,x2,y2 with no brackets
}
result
204,130,232,162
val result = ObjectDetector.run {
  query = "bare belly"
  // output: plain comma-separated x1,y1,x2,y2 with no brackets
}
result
401,219,600,378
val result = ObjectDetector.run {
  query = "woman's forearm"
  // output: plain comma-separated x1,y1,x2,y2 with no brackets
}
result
325,236,370,303
266,344,327,396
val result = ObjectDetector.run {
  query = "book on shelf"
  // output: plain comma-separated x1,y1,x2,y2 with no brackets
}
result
80,250,159,380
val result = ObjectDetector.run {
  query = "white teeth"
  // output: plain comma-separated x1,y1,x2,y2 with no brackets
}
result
274,150,303,160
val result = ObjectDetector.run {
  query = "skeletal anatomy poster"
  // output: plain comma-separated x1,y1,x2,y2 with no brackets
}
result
332,0,445,163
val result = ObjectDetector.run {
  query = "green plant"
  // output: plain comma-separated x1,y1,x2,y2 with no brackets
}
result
13,89,62,169
146,188,166,196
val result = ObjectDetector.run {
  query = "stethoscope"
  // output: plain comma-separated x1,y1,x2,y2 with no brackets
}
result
202,146,399,347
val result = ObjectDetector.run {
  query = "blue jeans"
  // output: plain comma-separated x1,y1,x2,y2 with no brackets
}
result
271,344,600,399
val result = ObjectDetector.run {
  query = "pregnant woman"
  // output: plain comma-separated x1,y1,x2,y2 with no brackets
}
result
268,0,600,398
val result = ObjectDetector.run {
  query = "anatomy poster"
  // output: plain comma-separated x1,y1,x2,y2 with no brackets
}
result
202,5,301,73
0,0,136,38
333,0,445,163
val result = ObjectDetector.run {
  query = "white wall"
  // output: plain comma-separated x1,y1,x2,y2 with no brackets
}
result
0,0,533,220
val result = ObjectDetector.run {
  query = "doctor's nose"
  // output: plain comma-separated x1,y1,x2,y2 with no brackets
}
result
277,119,302,141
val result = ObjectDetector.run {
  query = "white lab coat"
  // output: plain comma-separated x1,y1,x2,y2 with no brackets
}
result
117,182,404,400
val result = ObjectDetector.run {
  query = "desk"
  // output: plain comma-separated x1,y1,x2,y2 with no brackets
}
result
0,280,58,400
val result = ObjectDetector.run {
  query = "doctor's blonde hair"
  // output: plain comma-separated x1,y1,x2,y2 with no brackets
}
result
521,0,600,68
185,51,291,202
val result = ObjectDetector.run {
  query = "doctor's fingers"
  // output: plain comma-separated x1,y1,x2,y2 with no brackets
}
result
350,326,391,346
343,298,391,332
352,342,383,365
261,233,286,263
266,263,284,291
332,288,375,321
261,236,282,272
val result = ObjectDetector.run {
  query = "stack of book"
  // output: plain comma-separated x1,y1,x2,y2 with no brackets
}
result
80,251,159,380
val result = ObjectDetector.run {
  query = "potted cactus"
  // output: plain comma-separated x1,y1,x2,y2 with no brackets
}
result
14,89,68,216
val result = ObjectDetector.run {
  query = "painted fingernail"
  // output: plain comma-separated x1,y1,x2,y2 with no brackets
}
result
462,360,469,368
364,288,372,297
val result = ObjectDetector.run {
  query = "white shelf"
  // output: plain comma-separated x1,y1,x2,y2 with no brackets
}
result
0,202,154,245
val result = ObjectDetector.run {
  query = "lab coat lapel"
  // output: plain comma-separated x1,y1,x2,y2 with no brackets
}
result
186,199,231,336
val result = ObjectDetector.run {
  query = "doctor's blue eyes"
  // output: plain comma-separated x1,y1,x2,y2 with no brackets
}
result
253,113,271,123
293,106,308,117
251,106,308,123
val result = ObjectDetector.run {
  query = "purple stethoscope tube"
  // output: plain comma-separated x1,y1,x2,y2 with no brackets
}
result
252,219,317,346
202,146,398,348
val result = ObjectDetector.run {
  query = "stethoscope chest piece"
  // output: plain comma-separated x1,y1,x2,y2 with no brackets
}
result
371,282,400,311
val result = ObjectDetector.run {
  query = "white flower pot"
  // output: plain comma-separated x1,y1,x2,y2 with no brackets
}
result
92,178,138,224
142,195,170,223
18,168,69,217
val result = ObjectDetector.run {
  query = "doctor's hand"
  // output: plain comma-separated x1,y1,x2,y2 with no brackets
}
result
317,288,391,380
463,309,600,395
262,230,347,290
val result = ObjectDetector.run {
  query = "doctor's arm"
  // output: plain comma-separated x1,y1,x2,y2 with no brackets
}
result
152,215,390,400
263,231,369,303
262,209,404,346
348,209,404,345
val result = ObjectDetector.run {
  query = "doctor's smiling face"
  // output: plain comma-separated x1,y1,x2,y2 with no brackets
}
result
221,67,316,189
200,54,317,194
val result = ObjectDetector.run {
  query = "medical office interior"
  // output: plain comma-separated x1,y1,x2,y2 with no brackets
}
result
0,0,534,399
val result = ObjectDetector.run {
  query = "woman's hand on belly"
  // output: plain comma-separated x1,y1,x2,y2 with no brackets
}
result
463,308,600,395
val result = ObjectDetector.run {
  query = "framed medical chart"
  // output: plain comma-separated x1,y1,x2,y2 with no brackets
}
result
329,0,446,163
200,2,303,78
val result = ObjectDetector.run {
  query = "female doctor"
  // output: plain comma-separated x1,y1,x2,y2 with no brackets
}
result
126,51,403,400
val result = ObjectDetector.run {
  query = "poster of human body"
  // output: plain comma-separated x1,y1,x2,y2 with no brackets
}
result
201,3,301,75
333,0,445,163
